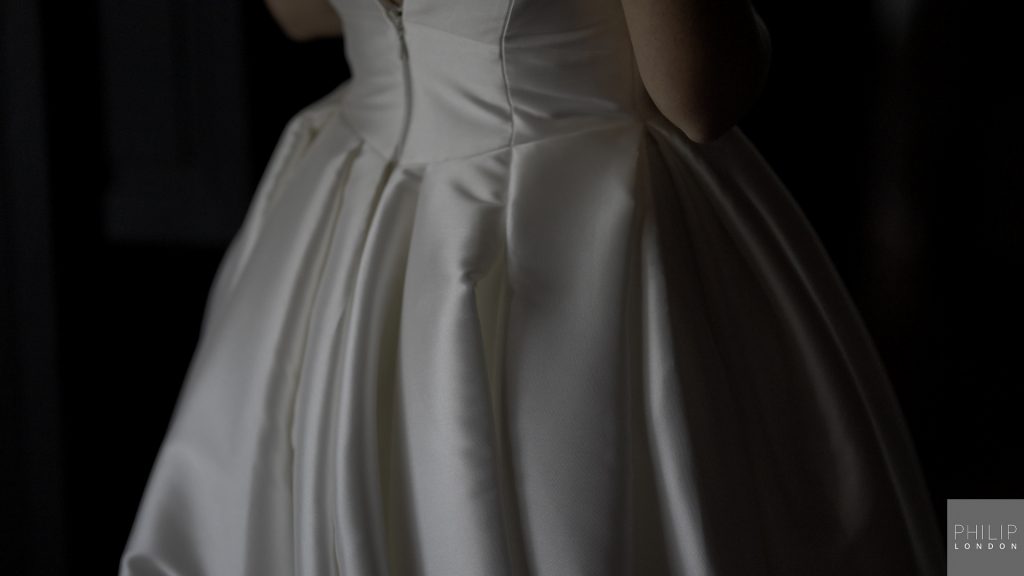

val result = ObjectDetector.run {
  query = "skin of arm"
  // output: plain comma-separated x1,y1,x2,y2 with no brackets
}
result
620,0,772,143
264,0,344,41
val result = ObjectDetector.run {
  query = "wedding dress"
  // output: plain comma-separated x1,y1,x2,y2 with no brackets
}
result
119,0,944,573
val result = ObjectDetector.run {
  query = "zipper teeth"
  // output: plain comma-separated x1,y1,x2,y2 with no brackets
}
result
383,2,411,167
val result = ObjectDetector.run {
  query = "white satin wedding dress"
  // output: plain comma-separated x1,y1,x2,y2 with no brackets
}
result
119,0,944,574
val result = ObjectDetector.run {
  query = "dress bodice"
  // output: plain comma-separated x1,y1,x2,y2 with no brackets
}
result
326,0,660,164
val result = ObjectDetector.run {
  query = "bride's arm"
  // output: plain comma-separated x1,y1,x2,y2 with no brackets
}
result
265,0,344,41
620,0,771,143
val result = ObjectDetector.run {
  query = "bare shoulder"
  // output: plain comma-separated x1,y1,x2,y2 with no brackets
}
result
265,0,344,42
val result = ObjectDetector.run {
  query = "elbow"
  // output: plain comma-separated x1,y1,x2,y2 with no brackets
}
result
279,26,318,44
654,95,742,145
672,109,737,145
280,26,318,43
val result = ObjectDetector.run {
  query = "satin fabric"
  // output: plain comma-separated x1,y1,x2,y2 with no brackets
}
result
119,0,944,574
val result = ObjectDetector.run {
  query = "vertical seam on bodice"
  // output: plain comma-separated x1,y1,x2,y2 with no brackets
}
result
499,0,517,149
497,1,524,574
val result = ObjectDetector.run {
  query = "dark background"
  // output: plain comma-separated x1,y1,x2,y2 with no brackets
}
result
1,0,1017,573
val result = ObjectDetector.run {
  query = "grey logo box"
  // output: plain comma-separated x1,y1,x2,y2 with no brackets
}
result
948,499,1024,576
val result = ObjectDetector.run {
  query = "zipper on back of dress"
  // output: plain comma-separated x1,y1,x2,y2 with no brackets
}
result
378,0,412,179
